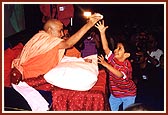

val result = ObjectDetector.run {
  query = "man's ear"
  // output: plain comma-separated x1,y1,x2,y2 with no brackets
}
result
124,52,130,59
46,27,52,34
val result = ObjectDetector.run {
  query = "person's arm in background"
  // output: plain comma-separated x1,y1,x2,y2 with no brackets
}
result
146,53,159,66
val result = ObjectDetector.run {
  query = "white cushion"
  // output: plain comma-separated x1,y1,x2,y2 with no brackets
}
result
44,54,98,91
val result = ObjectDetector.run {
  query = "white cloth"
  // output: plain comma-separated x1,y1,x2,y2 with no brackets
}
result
147,49,163,67
12,81,49,111
44,54,98,91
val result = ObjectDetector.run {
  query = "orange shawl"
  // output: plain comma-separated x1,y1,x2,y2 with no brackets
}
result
12,31,65,79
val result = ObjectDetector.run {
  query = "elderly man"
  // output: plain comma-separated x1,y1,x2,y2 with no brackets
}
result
12,13,102,80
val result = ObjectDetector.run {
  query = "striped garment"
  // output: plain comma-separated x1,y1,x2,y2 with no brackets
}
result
107,53,136,98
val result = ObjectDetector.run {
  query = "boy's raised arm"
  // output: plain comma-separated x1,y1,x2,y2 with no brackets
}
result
95,20,110,55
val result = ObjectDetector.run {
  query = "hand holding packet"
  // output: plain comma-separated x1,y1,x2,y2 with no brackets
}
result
95,13,103,19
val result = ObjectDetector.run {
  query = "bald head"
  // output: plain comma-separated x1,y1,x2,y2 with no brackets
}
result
43,19,64,38
43,19,63,31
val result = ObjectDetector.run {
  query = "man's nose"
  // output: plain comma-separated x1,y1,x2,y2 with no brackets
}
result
61,31,64,37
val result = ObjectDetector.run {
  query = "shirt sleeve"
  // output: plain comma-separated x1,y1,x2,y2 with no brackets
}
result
120,71,127,79
105,50,112,60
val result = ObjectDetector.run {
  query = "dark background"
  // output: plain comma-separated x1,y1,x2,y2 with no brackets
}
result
72,4,164,30
24,4,164,33
4,3,164,50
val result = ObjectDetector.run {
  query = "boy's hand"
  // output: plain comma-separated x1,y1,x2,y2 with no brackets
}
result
95,20,108,33
98,55,108,67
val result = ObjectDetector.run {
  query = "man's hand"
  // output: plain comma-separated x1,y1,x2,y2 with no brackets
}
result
84,58,92,63
87,13,103,26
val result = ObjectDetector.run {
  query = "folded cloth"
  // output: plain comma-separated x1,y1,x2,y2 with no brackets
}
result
44,54,98,91
12,81,49,111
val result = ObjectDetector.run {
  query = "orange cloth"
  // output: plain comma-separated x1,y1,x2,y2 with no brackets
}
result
65,47,81,58
12,31,65,79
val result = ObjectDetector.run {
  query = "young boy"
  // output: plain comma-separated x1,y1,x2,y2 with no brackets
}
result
95,20,136,111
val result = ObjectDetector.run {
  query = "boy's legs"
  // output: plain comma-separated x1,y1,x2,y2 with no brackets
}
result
121,96,136,110
109,93,122,111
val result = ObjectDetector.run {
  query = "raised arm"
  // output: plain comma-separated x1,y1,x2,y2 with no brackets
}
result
58,13,103,49
95,20,110,55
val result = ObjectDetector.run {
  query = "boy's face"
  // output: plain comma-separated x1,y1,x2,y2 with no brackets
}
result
114,43,129,62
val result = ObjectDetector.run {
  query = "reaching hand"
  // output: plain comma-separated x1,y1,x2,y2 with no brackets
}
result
95,20,108,33
98,55,108,67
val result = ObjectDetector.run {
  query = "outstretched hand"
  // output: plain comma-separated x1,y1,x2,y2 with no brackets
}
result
95,20,108,33
97,55,108,67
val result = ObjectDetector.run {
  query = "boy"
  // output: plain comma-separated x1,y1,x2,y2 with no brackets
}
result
95,20,136,111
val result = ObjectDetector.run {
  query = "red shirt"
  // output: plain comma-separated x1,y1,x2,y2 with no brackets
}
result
107,52,136,98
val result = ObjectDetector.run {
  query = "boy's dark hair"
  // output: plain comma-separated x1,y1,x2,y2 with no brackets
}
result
116,40,132,54
115,40,134,61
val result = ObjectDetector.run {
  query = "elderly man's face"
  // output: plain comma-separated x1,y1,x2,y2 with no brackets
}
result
51,21,64,38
